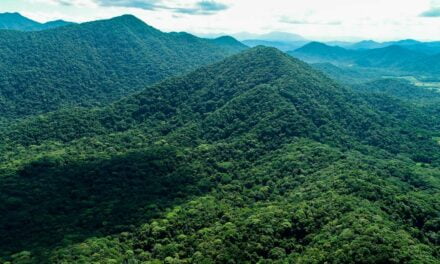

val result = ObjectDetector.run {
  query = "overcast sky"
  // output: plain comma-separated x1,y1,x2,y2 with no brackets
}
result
2,0,440,41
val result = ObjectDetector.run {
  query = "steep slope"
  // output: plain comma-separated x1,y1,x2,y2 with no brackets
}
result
3,46,437,160
0,12,73,31
0,12,40,30
0,15,246,120
1,47,440,263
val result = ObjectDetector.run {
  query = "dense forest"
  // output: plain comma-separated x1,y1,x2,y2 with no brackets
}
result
310,62,398,84
1,47,440,263
353,79,440,103
289,41,440,75
0,14,246,121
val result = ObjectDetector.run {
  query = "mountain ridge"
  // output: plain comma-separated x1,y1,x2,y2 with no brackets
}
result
0,12,74,31
1,46,440,263
3,46,437,161
0,14,246,120
289,42,435,73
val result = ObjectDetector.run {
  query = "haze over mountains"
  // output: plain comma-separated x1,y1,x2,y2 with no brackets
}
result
349,39,440,54
1,12,440,264
201,27,440,55
290,41,440,75
0,12,74,31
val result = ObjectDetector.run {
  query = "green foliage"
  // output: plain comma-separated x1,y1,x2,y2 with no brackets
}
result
354,78,440,104
3,47,438,161
311,62,399,84
0,14,246,119
290,42,440,76
1,46,440,263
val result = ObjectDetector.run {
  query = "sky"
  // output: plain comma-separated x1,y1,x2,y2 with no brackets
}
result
1,0,440,41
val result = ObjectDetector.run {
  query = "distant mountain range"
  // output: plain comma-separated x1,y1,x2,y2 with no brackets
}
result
233,31,440,54
237,31,305,42
4,12,439,55
349,39,440,54
241,39,308,51
0,12,74,31
290,41,440,74
197,31,308,51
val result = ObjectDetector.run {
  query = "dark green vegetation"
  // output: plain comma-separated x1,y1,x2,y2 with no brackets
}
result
1,46,440,263
311,62,398,84
289,41,440,75
354,79,440,104
0,14,246,121
0,12,74,31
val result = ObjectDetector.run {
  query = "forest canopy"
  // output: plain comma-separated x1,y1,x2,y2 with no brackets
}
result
1,46,440,263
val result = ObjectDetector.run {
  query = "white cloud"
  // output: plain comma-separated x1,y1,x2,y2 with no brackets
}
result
29,0,97,7
5,0,440,41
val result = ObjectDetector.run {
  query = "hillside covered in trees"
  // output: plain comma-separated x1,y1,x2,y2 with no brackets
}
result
0,14,246,121
1,47,440,263
289,41,440,75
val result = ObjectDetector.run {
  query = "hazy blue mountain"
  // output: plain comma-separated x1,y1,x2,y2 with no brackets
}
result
0,12,74,31
355,45,426,68
0,12,40,30
211,35,248,49
39,19,74,30
349,40,383,49
290,42,435,74
238,31,307,51
408,53,440,74
233,31,306,42
291,41,357,63
241,39,307,51
349,39,421,50
324,40,354,47
349,39,440,54
398,41,440,55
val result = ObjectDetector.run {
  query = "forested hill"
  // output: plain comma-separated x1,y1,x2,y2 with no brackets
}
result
1,46,440,263
0,14,246,120
3,46,438,162
289,42,439,74
0,12,74,31
294,41,356,61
